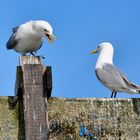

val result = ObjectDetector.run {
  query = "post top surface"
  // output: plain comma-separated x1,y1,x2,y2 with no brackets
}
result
19,56,43,65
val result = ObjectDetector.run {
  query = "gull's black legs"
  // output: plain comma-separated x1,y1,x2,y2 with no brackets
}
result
111,92,114,98
114,92,117,98
111,92,117,98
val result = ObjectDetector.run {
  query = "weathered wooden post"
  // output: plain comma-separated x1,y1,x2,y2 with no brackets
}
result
15,56,52,140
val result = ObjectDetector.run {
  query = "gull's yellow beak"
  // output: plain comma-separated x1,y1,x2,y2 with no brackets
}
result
46,33,56,44
50,34,56,40
90,49,98,54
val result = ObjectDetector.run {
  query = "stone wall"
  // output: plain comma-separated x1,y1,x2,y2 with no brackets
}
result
48,98,140,140
0,97,140,140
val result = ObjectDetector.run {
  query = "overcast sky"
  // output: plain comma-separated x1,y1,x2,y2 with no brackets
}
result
0,0,140,98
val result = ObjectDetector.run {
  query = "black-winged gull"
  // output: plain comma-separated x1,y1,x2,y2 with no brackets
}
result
90,42,140,98
6,20,56,56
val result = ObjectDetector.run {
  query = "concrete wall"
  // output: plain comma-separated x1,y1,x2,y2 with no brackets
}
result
48,98,140,140
0,97,140,140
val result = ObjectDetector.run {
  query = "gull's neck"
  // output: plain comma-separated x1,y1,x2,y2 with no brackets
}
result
95,47,114,69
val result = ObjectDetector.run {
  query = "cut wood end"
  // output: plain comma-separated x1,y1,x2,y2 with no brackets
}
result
19,56,43,65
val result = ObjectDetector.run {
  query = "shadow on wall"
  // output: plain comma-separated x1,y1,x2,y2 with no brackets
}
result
132,98,140,116
8,92,25,140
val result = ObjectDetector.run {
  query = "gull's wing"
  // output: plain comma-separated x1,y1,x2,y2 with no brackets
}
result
6,26,19,49
36,41,43,51
95,63,140,92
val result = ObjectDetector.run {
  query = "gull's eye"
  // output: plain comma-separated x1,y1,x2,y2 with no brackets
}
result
44,29,48,32
97,46,100,49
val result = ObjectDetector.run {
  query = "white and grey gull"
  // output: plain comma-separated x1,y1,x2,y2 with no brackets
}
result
6,20,56,56
90,42,140,98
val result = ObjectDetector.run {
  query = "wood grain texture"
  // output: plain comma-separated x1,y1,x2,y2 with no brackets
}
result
14,56,52,140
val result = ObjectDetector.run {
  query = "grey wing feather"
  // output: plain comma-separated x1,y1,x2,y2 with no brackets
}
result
95,63,140,91
121,73,140,89
6,26,19,49
105,64,140,89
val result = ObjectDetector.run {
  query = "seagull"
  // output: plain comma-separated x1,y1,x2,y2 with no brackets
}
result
6,20,56,56
90,42,140,98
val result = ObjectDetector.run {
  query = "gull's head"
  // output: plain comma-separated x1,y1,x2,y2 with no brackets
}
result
33,20,56,44
90,42,113,54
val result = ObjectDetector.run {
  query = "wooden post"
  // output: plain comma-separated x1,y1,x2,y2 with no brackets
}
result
15,56,52,140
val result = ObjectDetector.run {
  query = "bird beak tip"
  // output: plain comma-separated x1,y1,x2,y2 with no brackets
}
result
90,50,98,54
51,34,56,40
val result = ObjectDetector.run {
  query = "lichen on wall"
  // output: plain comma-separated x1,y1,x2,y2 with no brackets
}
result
0,97,18,140
48,98,140,140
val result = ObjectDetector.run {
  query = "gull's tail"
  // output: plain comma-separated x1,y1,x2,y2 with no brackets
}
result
122,77,140,94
